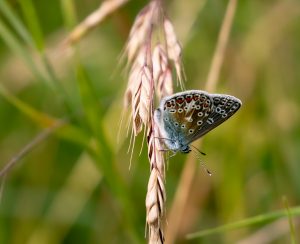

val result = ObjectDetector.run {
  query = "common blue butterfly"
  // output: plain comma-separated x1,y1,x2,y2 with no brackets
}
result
154,90,242,153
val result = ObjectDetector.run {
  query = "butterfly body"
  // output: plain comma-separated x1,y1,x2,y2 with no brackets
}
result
154,90,242,153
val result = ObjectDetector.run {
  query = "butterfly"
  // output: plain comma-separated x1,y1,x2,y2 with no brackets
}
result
154,90,242,153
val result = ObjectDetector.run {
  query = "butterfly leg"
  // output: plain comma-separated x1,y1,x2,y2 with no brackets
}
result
158,148,169,152
168,151,177,158
157,147,176,158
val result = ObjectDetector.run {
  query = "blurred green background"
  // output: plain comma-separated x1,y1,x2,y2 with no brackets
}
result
0,0,300,243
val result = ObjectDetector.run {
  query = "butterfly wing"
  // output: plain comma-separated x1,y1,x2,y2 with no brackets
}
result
158,90,215,146
157,90,242,147
187,93,242,143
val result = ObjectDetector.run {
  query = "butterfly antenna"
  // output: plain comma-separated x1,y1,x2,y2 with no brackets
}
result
190,145,212,176
190,144,206,156
197,155,212,176
202,163,212,176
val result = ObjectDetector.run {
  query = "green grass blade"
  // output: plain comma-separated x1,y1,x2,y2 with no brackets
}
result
27,152,103,243
0,0,34,47
283,197,296,244
75,63,101,137
0,0,70,105
60,0,77,28
0,19,52,87
41,53,77,113
18,0,44,51
0,84,90,148
75,63,141,243
186,206,300,239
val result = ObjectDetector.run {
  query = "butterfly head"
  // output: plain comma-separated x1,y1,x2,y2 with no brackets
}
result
179,145,191,153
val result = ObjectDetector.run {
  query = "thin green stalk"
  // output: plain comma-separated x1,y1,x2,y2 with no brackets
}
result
0,19,49,85
92,137,142,243
75,63,141,243
0,0,34,47
18,0,44,51
41,53,76,113
186,206,300,239
60,0,77,29
0,84,91,148
283,197,296,244
0,0,72,110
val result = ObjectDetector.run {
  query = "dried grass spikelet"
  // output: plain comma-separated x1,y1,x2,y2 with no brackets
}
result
124,46,153,136
122,0,184,242
163,18,185,89
126,1,157,63
146,120,166,244
65,0,129,46
152,44,173,99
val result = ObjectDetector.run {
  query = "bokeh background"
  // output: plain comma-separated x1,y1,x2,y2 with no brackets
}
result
0,0,300,243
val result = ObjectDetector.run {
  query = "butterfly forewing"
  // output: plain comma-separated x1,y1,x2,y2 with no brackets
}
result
162,91,215,145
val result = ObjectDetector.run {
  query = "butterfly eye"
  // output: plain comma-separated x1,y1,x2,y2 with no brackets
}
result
188,129,194,134
164,117,169,121
169,109,176,113
178,108,184,113
181,124,186,129
184,106,188,111
174,122,179,127
198,112,203,117
196,105,201,110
